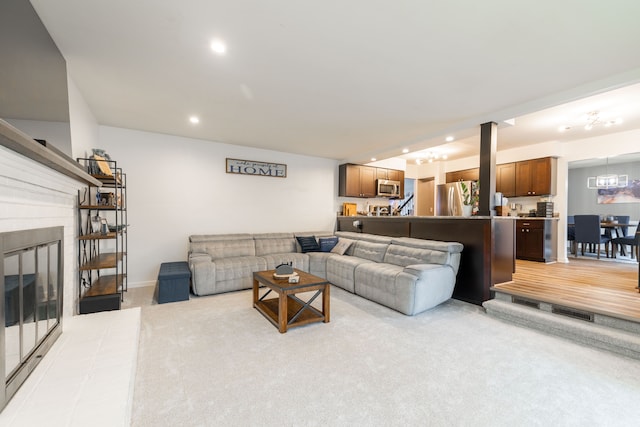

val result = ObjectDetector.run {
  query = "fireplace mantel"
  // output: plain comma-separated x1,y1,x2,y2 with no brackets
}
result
0,119,100,186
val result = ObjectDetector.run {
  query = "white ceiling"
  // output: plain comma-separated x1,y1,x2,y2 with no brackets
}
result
30,0,640,163
401,82,640,164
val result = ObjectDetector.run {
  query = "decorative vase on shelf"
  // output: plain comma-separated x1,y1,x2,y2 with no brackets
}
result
462,205,473,217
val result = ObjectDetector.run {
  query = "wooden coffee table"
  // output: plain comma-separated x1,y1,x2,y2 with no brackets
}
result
253,269,330,333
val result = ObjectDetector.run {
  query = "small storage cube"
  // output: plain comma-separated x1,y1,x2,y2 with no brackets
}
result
157,262,191,304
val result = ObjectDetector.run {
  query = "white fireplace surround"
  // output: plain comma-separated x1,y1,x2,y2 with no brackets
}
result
0,144,85,319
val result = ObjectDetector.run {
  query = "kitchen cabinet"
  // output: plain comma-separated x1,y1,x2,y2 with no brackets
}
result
377,168,405,197
515,157,556,196
376,168,389,180
339,163,376,197
377,167,403,182
516,219,557,262
496,162,516,197
392,169,405,197
446,168,479,183
388,169,402,181
340,164,404,198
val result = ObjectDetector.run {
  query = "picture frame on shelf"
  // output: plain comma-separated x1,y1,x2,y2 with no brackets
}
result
100,218,109,235
90,215,101,234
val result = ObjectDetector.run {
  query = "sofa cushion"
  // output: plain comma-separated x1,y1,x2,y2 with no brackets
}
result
190,234,256,259
307,252,333,278
353,262,405,311
296,236,321,253
214,256,267,281
254,233,297,256
190,233,252,244
336,231,393,244
261,253,309,271
318,236,339,252
326,255,374,293
390,237,463,253
352,240,389,263
383,244,449,267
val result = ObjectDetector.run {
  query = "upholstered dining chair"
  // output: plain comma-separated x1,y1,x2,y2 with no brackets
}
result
612,219,639,259
573,215,611,259
567,215,575,254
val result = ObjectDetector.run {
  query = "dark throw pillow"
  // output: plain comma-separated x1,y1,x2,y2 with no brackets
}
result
296,235,320,253
318,236,339,252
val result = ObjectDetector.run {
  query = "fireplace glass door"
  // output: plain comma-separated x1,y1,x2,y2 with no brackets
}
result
1,227,62,410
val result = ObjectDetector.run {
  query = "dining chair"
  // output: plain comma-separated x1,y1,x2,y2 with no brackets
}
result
567,215,575,254
612,219,639,259
573,215,611,259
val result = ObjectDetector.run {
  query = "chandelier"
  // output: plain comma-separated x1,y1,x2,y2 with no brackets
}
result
415,151,448,165
586,157,628,189
559,111,623,132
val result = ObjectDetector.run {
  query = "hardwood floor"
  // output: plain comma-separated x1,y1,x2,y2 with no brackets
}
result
493,258,640,321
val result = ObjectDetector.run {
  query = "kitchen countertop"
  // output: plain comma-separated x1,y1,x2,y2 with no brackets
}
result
338,215,558,220
513,216,559,220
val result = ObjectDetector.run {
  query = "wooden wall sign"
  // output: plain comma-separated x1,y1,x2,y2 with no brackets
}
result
226,158,287,178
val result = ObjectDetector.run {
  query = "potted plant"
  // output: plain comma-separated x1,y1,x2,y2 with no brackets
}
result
460,181,479,216
460,182,473,216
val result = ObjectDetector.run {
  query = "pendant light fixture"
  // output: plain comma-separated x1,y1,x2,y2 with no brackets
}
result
587,157,628,189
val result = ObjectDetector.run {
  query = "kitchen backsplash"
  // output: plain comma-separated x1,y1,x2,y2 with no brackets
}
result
508,195,555,216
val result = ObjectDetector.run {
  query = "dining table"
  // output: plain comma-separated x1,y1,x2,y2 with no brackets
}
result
599,221,630,239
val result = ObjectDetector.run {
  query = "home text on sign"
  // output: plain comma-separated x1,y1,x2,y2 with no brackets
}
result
226,158,287,178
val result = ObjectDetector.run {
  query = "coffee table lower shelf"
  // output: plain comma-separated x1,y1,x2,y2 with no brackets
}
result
253,269,330,333
255,296,326,331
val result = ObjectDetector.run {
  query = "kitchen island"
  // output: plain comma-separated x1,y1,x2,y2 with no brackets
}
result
336,216,515,306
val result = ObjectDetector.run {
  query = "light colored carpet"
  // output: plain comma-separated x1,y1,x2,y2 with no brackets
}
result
131,287,640,426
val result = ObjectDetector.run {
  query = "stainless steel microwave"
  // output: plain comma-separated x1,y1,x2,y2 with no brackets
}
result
377,179,401,198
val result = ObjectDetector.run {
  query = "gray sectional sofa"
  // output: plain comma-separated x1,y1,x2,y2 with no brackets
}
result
188,231,463,315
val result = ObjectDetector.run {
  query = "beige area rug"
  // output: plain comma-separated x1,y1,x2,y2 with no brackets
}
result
131,287,640,426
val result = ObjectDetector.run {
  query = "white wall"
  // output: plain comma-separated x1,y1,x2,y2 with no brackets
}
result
568,160,640,219
97,126,339,287
5,119,72,156
67,76,99,160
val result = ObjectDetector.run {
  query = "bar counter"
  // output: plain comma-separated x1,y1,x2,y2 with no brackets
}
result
336,215,515,306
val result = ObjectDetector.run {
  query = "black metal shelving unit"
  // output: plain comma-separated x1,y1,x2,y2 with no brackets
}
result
76,157,128,314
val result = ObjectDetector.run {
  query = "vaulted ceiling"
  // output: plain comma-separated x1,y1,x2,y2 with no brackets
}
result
30,0,640,163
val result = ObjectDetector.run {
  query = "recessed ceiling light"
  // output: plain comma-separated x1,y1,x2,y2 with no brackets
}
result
402,148,409,154
189,116,200,124
442,154,448,160
210,39,227,55
445,136,454,142
371,158,377,162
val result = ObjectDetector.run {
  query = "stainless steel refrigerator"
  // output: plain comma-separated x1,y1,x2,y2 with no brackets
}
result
436,181,474,216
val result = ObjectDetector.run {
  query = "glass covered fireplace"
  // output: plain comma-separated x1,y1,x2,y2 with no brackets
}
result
0,227,63,410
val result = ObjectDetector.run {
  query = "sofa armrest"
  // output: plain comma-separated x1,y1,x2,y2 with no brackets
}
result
403,263,453,278
188,252,215,295
189,252,212,263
